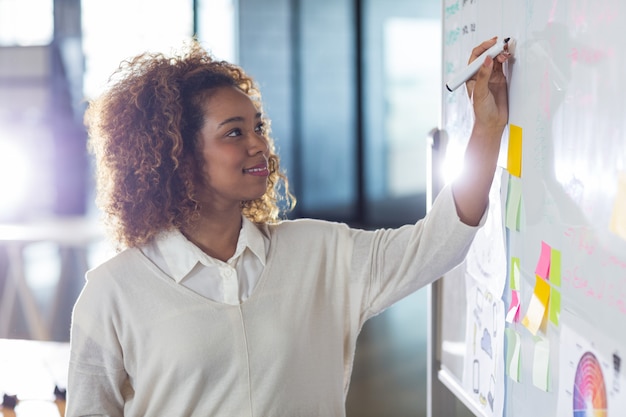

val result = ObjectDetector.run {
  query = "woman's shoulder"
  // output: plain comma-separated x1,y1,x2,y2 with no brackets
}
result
265,217,351,235
86,246,145,282
260,218,367,251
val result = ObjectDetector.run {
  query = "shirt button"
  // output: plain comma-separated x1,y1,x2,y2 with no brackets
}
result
224,268,233,277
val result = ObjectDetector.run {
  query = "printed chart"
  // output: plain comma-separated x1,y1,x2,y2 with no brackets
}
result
573,352,607,417
557,311,625,416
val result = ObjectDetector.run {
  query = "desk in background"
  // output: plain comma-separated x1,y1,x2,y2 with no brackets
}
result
0,338,68,417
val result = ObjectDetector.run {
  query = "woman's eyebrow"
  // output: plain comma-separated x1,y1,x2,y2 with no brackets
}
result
218,112,263,128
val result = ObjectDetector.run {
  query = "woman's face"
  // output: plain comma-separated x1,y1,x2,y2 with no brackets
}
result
194,86,270,210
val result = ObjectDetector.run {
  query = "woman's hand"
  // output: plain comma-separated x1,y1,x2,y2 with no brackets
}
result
451,37,511,226
465,37,510,135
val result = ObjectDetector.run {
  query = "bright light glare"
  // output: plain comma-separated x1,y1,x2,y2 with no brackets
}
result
0,140,32,218
442,146,465,185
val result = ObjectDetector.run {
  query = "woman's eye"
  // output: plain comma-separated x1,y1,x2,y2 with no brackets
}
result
255,123,265,134
226,129,242,137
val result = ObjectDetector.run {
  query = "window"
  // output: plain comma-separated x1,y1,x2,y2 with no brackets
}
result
196,0,238,63
81,0,194,99
0,0,53,46
363,0,441,226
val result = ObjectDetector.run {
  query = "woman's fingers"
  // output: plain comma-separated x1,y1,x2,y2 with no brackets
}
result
468,37,498,65
466,37,510,98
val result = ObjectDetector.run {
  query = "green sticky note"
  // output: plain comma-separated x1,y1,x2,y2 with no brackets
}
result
532,336,550,392
510,257,521,290
549,288,561,326
550,248,562,287
506,176,523,231
505,328,521,382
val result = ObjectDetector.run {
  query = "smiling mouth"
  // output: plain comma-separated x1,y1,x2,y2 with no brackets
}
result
243,164,269,176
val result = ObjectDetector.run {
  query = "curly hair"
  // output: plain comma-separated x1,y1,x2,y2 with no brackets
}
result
86,41,295,249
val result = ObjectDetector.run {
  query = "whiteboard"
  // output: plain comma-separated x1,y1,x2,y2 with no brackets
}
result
433,0,626,416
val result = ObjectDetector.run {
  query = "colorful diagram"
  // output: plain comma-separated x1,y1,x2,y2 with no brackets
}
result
573,352,608,417
557,315,625,416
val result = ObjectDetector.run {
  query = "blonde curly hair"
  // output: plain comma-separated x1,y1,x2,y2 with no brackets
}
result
86,41,294,249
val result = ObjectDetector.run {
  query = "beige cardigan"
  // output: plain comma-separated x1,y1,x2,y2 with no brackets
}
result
67,185,482,417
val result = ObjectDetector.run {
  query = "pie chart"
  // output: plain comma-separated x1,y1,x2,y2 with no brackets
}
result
573,352,608,417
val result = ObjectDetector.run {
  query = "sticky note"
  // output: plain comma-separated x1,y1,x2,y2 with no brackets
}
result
535,241,551,279
510,257,521,290
522,276,551,336
507,124,523,177
532,336,550,391
506,290,521,323
610,172,626,240
506,176,522,231
505,328,521,382
549,288,561,326
549,248,561,287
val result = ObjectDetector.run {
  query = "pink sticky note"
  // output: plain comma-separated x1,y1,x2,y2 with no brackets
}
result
506,290,521,323
535,241,551,279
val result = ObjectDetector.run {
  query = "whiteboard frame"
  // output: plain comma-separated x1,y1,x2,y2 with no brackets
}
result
438,367,488,417
426,128,480,417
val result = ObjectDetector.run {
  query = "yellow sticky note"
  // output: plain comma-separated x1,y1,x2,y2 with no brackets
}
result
610,172,626,240
532,336,550,392
522,276,551,335
507,124,523,177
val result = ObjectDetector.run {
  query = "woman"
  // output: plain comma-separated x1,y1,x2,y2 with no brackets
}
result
67,38,509,416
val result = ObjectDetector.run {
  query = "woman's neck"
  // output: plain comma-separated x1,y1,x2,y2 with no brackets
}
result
182,209,243,262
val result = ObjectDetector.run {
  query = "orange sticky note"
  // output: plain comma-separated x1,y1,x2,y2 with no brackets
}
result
522,276,551,335
507,124,523,177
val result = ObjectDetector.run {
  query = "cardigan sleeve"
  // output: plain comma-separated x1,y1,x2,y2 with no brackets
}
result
352,183,485,322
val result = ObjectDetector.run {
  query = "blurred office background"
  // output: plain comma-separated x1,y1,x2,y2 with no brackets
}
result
0,0,441,415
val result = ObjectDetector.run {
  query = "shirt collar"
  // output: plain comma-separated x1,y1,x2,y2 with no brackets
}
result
154,216,268,283
241,216,267,267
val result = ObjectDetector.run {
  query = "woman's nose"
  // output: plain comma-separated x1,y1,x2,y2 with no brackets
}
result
248,133,269,155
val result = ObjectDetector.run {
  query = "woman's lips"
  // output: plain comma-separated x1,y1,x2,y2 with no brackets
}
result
243,163,269,176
